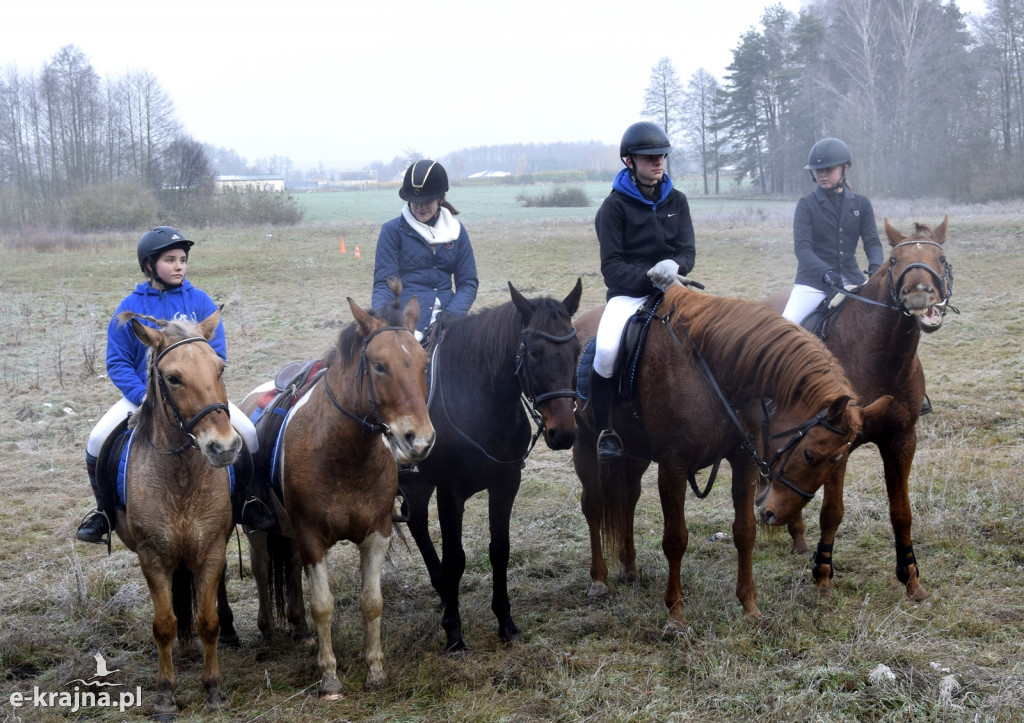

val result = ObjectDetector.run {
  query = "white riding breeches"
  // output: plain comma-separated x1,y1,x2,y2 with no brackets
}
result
781,284,826,325
593,295,647,379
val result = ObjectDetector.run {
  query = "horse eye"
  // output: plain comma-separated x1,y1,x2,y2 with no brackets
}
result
803,449,817,463
166,374,182,386
528,349,541,362
373,362,387,374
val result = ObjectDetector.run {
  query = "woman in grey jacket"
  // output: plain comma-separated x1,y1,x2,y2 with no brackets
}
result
782,137,883,324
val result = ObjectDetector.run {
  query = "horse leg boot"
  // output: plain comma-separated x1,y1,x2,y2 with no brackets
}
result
75,454,111,545
590,373,623,462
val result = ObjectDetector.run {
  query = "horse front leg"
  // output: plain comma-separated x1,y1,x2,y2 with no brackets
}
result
306,559,343,699
195,551,229,712
404,477,445,601
139,564,178,718
488,477,524,645
731,462,761,618
437,491,468,654
811,469,846,598
657,460,690,632
358,531,389,689
881,437,929,601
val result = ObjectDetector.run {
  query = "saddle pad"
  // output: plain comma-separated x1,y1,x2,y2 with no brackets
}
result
114,429,235,508
576,296,662,405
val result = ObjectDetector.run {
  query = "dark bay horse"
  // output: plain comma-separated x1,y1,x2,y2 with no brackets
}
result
111,310,238,718
403,279,583,653
760,217,956,600
572,286,890,628
238,293,434,697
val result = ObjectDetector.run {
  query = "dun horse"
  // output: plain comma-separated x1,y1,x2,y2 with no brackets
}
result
573,286,890,627
760,217,956,600
239,292,434,697
110,310,238,718
403,280,582,653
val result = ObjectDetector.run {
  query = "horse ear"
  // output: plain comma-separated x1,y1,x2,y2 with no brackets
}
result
884,218,904,247
347,297,376,337
855,395,893,440
401,295,420,332
933,215,949,245
198,306,223,341
826,394,852,425
130,317,163,349
562,278,583,317
508,281,535,318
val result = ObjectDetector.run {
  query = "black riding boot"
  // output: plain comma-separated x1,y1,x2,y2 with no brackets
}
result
75,454,110,544
590,373,623,461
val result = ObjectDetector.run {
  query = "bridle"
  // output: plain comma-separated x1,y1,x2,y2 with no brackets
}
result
436,322,578,465
150,336,231,456
322,325,416,446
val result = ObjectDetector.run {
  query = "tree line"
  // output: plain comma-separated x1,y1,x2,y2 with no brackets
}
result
644,0,1024,200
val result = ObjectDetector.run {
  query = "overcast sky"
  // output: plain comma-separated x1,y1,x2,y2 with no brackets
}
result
3,0,987,170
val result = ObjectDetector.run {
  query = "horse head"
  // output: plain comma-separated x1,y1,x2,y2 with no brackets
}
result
509,278,583,450
883,216,955,333
347,295,435,464
128,309,241,467
756,394,892,526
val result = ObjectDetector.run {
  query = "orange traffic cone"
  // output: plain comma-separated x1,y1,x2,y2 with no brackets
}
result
354,244,361,259
339,237,346,254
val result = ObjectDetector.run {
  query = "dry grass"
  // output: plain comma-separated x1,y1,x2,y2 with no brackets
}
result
1,202,1022,721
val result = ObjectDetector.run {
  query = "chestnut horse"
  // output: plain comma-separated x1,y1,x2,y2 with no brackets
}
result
111,310,238,718
759,217,956,600
403,280,582,653
238,293,434,698
572,285,890,628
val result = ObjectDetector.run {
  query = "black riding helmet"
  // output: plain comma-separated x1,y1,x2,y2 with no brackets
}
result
619,121,672,161
399,160,449,203
805,138,851,170
137,226,193,277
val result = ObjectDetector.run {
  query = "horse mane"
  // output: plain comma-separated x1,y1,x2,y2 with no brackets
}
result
910,222,933,236
662,287,853,410
323,299,409,369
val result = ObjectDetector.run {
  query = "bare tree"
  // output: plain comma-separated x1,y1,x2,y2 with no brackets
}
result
683,68,725,194
641,57,685,176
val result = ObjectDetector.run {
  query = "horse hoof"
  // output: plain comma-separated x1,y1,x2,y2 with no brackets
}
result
152,695,177,720
218,632,241,648
585,581,610,604
791,540,811,555
661,620,693,639
814,584,834,599
318,676,344,700
364,670,386,690
908,584,930,602
206,691,229,712
444,641,468,658
501,630,525,645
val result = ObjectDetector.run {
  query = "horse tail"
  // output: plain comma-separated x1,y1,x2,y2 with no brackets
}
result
171,564,196,643
266,533,296,621
597,462,635,562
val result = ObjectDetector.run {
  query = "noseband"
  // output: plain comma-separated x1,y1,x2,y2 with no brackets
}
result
758,401,848,501
887,240,958,317
151,336,231,456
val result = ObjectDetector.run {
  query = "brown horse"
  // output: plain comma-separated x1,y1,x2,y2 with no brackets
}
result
239,293,434,698
760,217,956,600
110,310,238,719
572,286,890,628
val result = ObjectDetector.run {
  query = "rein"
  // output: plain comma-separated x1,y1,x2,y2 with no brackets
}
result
436,324,578,465
658,310,844,500
320,325,415,444
149,336,231,456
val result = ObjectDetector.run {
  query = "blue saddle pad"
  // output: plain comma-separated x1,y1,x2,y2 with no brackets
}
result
576,337,597,406
114,428,236,507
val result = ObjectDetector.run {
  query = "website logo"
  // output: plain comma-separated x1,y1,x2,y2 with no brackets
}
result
8,653,143,714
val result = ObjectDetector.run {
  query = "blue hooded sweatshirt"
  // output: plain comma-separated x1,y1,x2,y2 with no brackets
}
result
105,280,225,405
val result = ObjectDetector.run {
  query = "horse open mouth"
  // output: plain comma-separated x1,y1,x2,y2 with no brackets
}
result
916,304,944,331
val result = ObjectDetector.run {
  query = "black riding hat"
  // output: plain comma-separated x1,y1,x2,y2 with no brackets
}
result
805,138,852,169
137,226,193,273
620,121,672,158
399,160,449,203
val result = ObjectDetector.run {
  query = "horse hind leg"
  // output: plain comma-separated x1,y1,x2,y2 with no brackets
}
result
488,481,524,645
358,531,390,689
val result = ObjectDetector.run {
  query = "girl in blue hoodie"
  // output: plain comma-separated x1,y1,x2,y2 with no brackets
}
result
75,227,268,543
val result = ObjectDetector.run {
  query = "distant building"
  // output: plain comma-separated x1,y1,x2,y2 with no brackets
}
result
467,170,511,178
215,174,285,192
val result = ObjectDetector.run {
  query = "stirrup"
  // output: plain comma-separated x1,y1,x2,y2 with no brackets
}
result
597,429,624,462
241,498,276,533
75,509,113,554
920,394,933,416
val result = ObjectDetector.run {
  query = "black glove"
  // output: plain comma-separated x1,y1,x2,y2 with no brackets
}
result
867,264,880,276
822,270,843,287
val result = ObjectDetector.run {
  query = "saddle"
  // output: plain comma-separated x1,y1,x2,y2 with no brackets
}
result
577,293,664,416
246,360,327,537
800,285,863,339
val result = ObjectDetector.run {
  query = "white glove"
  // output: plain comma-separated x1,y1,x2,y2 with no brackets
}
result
647,259,680,291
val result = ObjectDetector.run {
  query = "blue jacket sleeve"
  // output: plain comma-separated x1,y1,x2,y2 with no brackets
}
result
443,224,478,317
372,219,401,309
105,305,147,406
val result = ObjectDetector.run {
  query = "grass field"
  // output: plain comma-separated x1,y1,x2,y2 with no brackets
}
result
1,194,1022,721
